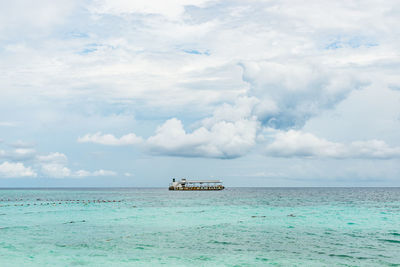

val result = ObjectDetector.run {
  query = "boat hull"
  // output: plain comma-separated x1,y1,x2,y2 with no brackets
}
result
169,186,224,191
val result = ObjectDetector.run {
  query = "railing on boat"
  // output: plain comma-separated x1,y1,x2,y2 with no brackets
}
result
169,185,224,190
169,179,224,190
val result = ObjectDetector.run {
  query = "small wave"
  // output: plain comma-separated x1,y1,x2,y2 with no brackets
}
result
329,254,354,258
389,232,400,236
63,220,86,224
379,239,400,244
195,255,212,261
209,240,239,245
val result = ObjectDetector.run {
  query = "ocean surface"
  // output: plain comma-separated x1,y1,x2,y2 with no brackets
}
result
0,188,400,266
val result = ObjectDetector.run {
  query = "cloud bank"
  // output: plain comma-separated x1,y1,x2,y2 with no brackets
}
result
78,132,143,146
0,148,118,179
146,117,257,158
36,152,117,178
265,130,400,159
1,0,400,184
0,161,37,178
79,127,400,160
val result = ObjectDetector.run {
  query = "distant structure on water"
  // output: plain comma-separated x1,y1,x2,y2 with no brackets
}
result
169,178,224,191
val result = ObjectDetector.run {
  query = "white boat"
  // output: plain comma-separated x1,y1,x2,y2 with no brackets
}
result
168,178,224,191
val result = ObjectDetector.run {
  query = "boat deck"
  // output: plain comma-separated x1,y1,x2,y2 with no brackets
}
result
169,186,224,191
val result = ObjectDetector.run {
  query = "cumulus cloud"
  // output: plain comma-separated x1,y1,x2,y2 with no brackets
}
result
145,97,259,159
78,132,143,146
2,0,397,119
91,0,209,20
2,0,400,186
146,117,258,158
40,164,117,178
0,161,37,178
0,148,36,161
36,152,117,178
36,152,68,164
10,140,35,148
240,61,367,129
40,162,72,178
79,118,258,159
266,130,400,159
79,97,259,159
75,169,117,177
36,152,71,178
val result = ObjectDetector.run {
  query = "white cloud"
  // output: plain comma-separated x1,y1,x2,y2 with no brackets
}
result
40,163,117,178
350,140,400,159
0,161,37,178
80,118,258,159
37,152,117,178
2,0,400,184
10,140,35,148
265,130,400,159
146,116,258,159
3,0,397,120
75,169,117,177
240,61,366,129
0,148,37,161
78,132,143,146
40,163,72,178
13,148,36,159
92,169,117,176
37,152,71,178
36,152,68,164
78,117,258,159
91,0,210,20
78,97,259,159
74,170,91,177
201,97,259,128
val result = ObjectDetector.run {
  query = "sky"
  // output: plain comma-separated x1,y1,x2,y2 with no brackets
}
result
1,0,400,187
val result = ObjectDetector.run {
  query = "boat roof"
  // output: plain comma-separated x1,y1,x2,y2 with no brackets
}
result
182,180,222,183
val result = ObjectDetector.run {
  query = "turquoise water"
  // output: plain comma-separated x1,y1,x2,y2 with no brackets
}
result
0,188,400,266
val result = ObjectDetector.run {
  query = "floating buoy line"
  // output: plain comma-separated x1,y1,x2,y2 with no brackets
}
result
0,199,123,207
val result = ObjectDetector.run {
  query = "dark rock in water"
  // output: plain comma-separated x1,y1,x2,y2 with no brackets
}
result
288,214,296,217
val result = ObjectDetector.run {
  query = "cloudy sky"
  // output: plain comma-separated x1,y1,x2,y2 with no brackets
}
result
1,0,400,187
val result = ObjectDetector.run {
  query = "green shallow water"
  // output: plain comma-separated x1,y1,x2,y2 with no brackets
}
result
0,188,400,266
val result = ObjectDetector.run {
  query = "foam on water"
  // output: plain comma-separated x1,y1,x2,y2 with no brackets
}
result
1,188,400,266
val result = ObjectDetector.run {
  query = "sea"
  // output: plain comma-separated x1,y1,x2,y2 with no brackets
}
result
0,187,399,266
